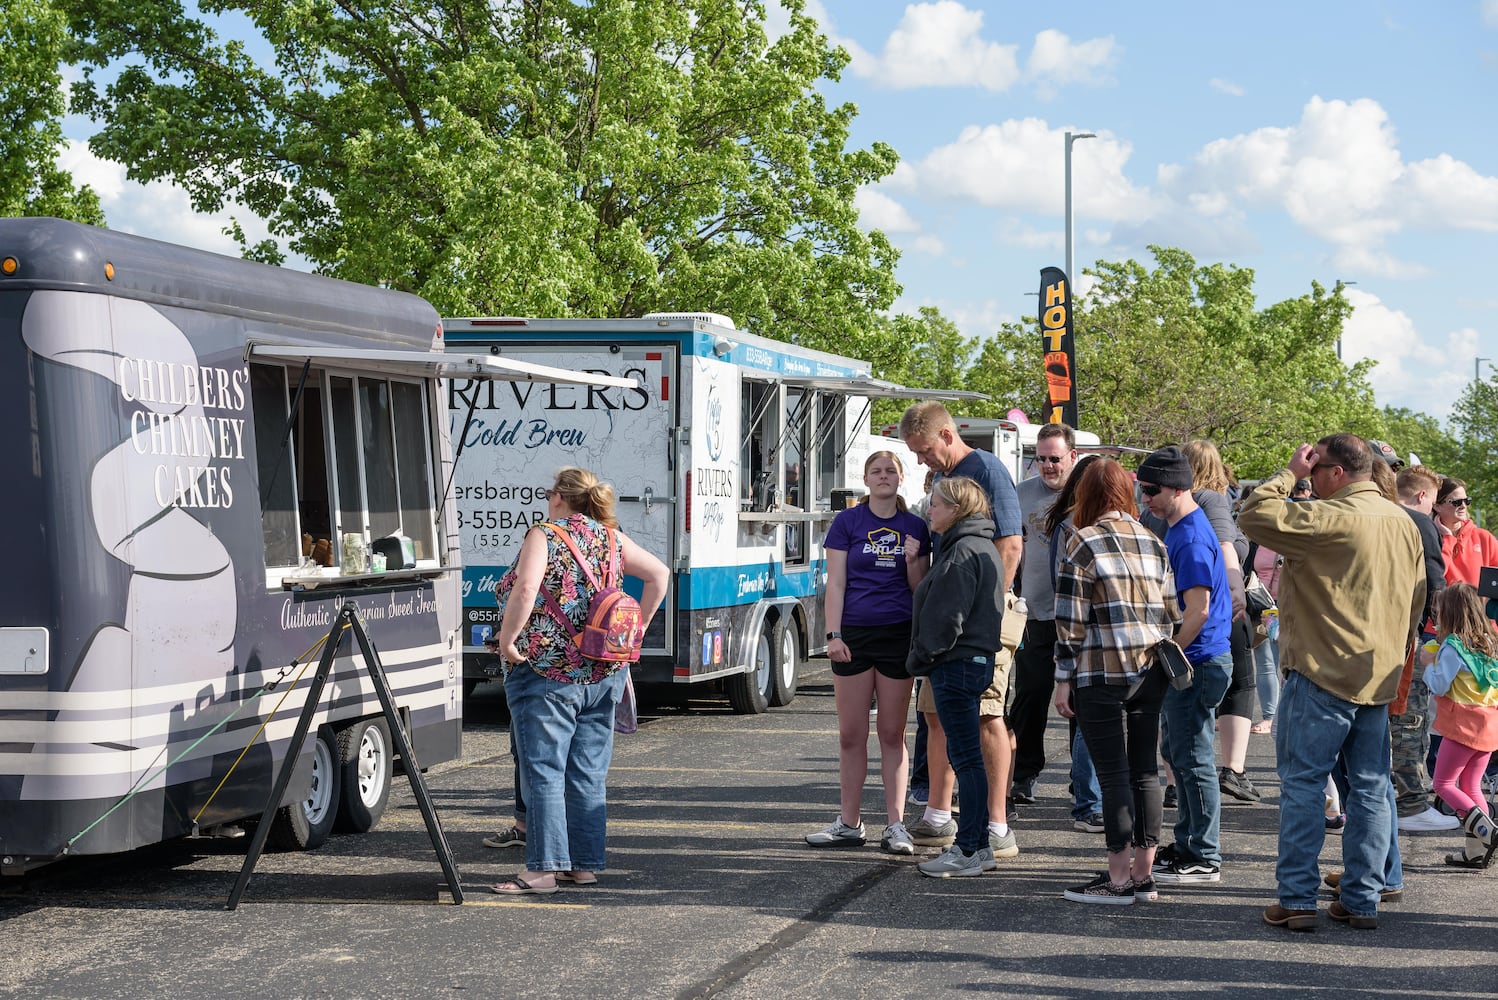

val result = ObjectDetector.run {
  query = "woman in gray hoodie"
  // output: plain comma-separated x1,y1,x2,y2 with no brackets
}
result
907,476,1006,878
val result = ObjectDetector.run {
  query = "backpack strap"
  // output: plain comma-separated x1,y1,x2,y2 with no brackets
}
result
540,522,603,591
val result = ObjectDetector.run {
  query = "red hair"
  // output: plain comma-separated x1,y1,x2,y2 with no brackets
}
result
1071,458,1136,529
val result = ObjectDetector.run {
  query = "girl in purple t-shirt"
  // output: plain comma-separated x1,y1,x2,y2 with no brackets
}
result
805,451,930,854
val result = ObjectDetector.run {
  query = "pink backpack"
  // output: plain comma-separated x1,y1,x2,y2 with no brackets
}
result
538,524,644,666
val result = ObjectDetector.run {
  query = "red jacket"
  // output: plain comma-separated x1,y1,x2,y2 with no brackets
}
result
1442,523,1498,587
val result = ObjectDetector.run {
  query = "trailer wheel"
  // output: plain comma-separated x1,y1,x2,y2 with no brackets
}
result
768,618,800,707
726,622,774,714
333,717,393,833
268,726,341,851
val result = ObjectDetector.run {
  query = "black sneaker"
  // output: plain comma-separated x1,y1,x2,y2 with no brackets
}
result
1011,779,1037,805
1163,784,1177,809
1129,876,1159,902
1153,843,1180,869
1153,855,1221,884
1219,767,1262,802
1063,872,1135,905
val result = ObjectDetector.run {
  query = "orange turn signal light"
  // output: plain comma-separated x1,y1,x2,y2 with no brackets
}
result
1,256,17,276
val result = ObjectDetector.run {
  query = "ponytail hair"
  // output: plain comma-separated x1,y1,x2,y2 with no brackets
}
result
551,467,619,529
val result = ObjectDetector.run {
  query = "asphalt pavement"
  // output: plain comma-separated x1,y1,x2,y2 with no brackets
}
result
3,662,1497,999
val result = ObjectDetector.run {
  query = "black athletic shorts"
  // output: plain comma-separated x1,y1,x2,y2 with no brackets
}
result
832,621,913,680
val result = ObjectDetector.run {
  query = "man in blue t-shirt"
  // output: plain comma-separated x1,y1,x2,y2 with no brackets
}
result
1138,446,1233,886
899,401,1024,860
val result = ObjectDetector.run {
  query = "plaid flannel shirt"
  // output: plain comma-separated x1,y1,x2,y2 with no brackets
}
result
1055,512,1176,688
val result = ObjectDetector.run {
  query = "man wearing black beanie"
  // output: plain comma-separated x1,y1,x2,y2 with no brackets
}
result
1138,446,1234,886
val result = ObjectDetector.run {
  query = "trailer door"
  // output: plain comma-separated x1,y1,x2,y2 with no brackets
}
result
447,344,677,659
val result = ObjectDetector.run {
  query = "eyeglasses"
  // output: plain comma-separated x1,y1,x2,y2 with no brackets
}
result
1443,497,1472,507
540,488,557,500
1139,483,1163,497
1036,456,1066,465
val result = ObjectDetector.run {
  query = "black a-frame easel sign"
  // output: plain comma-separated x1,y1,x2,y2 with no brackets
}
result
228,601,464,909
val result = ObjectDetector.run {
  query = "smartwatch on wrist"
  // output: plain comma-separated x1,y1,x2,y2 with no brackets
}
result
826,631,842,640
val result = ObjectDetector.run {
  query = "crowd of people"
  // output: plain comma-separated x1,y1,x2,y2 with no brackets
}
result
800,405,1498,927
474,409,1498,931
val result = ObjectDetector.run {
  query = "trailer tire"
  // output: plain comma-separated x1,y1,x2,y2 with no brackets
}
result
334,717,393,833
726,622,774,715
267,726,341,851
768,618,800,707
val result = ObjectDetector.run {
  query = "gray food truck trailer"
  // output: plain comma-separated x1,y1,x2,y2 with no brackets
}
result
0,218,628,874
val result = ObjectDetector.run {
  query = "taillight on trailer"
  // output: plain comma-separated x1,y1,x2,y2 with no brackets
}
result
684,471,691,533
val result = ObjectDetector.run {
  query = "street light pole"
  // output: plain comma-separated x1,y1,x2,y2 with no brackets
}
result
1064,131,1095,290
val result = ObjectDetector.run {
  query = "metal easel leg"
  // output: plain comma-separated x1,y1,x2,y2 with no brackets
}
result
226,607,349,910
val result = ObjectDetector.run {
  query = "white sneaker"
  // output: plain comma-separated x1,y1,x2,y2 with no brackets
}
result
1399,806,1460,833
805,818,866,846
881,822,915,855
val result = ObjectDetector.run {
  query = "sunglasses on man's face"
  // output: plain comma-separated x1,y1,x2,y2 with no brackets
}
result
1444,497,1472,508
1139,483,1163,497
1036,456,1065,465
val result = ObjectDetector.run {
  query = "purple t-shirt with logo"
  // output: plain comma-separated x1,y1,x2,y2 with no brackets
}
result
826,503,930,627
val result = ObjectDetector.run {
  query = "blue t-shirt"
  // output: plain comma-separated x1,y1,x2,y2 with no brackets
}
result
933,449,1022,554
1164,507,1232,663
825,503,930,626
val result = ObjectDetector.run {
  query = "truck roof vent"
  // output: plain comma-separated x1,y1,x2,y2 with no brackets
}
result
642,311,736,330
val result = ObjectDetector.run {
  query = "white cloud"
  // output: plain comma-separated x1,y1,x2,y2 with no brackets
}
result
1340,289,1471,419
1158,96,1498,280
58,140,303,268
854,188,920,232
911,234,947,255
912,119,1154,220
1025,29,1118,98
853,1,1020,91
1210,78,1245,97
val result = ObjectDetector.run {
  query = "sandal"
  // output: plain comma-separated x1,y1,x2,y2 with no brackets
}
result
1250,720,1273,734
556,871,598,885
491,875,558,896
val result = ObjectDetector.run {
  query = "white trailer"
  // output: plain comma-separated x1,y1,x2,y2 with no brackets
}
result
442,314,978,713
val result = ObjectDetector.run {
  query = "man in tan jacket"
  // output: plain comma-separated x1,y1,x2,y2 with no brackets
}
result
1238,434,1424,931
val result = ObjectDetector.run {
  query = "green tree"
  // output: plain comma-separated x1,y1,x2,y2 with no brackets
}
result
1447,375,1498,520
1,0,105,224
955,249,1383,477
1379,405,1462,475
66,0,898,345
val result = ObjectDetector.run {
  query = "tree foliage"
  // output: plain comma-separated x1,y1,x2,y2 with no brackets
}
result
955,247,1388,478
66,0,899,349
0,0,105,224
1447,375,1498,520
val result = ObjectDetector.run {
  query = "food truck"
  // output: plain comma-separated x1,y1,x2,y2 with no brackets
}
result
0,219,628,873
442,314,978,713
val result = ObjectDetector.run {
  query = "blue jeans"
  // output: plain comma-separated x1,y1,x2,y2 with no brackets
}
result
1252,637,1279,722
928,654,994,854
1071,727,1102,820
1160,651,1233,864
1274,671,1393,916
506,664,623,872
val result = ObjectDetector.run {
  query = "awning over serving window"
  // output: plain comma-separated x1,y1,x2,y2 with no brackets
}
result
739,371,986,402
246,343,638,389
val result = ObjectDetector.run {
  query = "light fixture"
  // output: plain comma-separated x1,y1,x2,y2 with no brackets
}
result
712,337,736,357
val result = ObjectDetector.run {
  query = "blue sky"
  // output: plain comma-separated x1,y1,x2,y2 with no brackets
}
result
60,1,1498,428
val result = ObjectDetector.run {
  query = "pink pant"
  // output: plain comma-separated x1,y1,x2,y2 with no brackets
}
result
1432,739,1494,815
